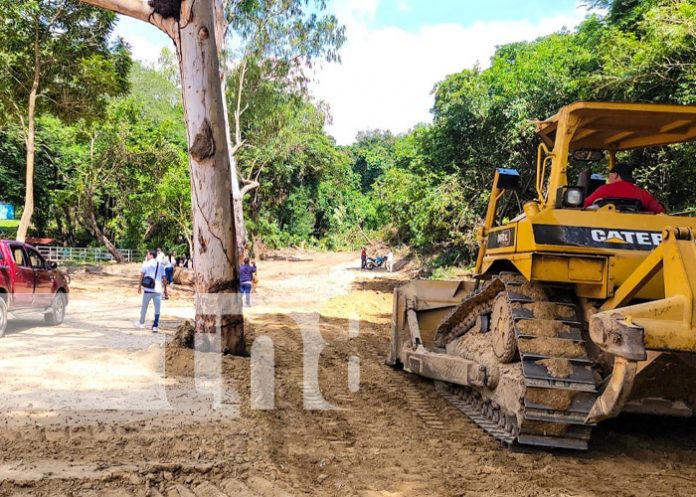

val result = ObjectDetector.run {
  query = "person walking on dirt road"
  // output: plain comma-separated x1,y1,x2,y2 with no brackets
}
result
164,252,175,289
386,250,395,272
240,257,257,307
361,247,367,269
135,249,167,333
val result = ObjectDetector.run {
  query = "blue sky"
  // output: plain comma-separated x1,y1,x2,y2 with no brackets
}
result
370,0,581,30
115,0,588,144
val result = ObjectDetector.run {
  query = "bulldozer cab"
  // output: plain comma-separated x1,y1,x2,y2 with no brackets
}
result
534,101,696,210
475,102,696,283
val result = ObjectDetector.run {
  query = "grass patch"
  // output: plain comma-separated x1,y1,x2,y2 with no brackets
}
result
0,219,19,229
429,265,472,280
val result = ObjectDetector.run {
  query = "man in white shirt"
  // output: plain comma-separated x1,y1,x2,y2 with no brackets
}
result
386,250,395,273
135,249,167,333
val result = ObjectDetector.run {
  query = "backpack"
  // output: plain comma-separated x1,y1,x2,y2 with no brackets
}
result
142,262,159,289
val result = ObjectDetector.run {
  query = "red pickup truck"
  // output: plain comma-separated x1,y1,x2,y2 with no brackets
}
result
0,240,70,337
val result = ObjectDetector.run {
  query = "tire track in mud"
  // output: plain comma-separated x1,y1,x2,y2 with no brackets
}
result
2,475,296,497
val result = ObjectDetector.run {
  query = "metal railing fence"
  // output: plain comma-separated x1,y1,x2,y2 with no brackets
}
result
36,246,146,263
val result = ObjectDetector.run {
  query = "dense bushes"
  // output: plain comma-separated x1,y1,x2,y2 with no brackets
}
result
351,0,695,265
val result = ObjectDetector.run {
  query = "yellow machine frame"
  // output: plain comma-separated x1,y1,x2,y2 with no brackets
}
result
473,102,696,421
389,102,696,448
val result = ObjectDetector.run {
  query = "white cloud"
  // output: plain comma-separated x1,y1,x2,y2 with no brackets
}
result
113,3,588,146
114,16,171,66
124,34,170,65
312,3,587,145
334,0,379,23
396,0,411,12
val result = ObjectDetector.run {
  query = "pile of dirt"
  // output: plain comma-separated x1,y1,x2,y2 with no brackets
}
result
173,267,195,286
518,337,586,359
516,319,570,337
526,386,576,410
259,247,314,262
536,358,574,379
165,321,196,377
171,321,195,348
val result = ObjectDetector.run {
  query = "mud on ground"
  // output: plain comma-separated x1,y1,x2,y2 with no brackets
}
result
2,252,696,496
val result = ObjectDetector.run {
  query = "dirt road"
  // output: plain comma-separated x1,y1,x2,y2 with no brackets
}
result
2,252,696,497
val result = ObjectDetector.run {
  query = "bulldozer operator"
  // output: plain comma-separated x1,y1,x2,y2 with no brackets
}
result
583,162,665,213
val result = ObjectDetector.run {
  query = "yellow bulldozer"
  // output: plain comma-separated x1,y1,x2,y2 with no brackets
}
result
387,101,696,449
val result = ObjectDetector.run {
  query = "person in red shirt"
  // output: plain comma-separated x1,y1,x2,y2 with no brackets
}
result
583,162,665,213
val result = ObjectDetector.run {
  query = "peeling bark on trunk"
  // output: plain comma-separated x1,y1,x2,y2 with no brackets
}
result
178,1,243,354
16,26,41,243
78,0,244,354
212,0,247,258
231,160,247,258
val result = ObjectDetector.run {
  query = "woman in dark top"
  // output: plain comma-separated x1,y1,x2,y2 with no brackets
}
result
239,257,257,307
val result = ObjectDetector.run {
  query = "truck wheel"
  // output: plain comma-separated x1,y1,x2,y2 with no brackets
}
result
0,298,7,338
45,292,66,326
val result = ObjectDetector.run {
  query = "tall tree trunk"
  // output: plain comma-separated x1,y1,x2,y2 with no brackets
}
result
219,75,246,258
16,25,41,243
179,0,242,353
229,123,247,258
78,0,244,354
212,0,247,258
229,62,248,258
83,200,126,263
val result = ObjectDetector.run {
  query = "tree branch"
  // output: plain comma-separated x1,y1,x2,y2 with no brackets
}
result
240,180,259,197
77,0,152,23
234,58,247,148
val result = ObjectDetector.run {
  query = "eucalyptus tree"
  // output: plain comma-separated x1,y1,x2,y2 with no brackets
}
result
72,0,244,353
223,1,345,253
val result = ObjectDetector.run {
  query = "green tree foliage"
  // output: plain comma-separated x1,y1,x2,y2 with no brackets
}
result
44,99,185,257
0,118,63,233
0,0,130,123
227,0,345,88
2,0,694,261
0,0,131,239
240,97,371,248
0,59,190,253
358,0,695,264
225,0,346,243
349,130,397,193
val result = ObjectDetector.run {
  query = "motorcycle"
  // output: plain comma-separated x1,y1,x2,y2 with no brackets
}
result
366,255,386,270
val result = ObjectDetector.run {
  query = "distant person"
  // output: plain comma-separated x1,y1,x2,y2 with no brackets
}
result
156,247,165,263
386,250,395,273
239,257,256,307
361,247,367,269
163,253,174,292
583,162,665,213
165,252,177,280
135,249,167,333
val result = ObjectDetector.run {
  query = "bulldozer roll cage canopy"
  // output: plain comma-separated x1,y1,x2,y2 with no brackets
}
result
535,101,696,152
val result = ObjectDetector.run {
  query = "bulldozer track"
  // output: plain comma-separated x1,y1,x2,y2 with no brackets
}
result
403,388,445,430
434,382,517,445
434,274,599,450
